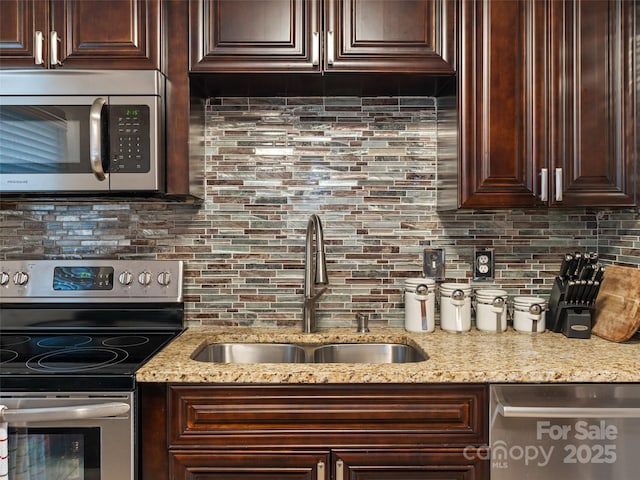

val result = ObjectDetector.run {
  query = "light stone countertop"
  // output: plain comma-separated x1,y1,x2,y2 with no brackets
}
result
136,326,640,384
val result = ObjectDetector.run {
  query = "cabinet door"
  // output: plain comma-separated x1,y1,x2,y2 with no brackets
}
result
171,451,329,480
190,0,320,72
333,450,489,480
325,0,456,73
49,0,160,69
0,0,49,68
549,0,635,207
459,0,548,208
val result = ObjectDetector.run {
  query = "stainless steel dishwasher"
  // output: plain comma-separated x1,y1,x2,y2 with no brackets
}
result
489,384,640,479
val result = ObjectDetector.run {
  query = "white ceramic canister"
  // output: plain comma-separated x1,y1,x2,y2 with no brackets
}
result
404,278,436,333
439,282,472,333
513,296,547,333
474,288,509,333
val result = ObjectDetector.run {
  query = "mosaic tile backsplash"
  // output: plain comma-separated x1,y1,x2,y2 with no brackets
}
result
1,96,639,328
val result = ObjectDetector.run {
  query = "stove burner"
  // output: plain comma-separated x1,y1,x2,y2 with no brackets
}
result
103,336,150,348
37,335,93,348
0,335,31,347
26,347,129,372
0,349,19,364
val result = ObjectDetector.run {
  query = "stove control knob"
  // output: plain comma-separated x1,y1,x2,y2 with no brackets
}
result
138,271,152,286
0,271,10,286
157,271,172,286
118,271,133,286
13,271,29,286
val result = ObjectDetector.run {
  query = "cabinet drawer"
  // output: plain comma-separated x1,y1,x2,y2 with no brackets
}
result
169,384,487,448
171,450,329,480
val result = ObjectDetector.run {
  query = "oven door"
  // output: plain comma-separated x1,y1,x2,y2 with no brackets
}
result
0,392,134,480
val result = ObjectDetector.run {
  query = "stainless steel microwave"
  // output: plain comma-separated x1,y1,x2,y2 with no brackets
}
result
0,70,164,194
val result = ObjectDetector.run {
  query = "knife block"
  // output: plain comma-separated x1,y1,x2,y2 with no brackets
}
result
562,310,592,338
546,277,594,335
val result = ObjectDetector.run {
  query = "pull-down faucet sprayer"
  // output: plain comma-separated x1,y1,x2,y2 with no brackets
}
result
303,214,328,333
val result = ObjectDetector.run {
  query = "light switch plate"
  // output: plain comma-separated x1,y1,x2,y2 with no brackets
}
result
423,248,445,280
474,248,494,280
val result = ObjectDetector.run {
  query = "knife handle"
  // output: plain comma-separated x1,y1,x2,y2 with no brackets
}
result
574,253,586,278
594,266,605,283
567,255,578,279
564,281,576,303
574,280,587,303
590,281,601,304
579,265,593,281
559,253,573,280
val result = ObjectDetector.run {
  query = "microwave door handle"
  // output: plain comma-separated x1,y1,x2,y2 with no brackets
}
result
0,402,130,424
89,97,108,181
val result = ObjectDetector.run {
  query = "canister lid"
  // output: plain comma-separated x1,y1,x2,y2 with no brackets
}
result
439,282,472,295
404,278,436,290
513,296,547,307
475,288,508,302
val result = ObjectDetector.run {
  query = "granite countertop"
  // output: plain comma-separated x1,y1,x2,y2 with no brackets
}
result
136,326,640,384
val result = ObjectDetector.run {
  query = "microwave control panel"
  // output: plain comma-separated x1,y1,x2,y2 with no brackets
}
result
109,105,151,173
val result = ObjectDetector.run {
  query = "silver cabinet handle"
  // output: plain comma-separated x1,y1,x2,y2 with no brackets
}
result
312,32,320,66
555,167,563,202
34,31,44,65
89,97,108,181
327,31,334,65
335,459,344,479
539,168,548,201
50,30,62,66
316,461,325,479
0,402,130,424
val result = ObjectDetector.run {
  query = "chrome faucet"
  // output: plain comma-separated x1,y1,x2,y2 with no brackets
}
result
303,214,329,333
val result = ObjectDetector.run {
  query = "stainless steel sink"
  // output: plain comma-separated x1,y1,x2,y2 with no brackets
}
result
191,343,307,364
191,342,427,364
312,343,426,363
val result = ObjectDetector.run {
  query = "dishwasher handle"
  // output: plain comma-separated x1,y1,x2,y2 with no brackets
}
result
494,389,640,419
0,402,130,424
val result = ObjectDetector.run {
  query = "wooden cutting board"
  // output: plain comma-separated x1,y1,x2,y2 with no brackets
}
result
593,265,640,342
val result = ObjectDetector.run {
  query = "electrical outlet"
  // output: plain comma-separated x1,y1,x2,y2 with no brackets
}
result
423,248,445,280
474,248,494,280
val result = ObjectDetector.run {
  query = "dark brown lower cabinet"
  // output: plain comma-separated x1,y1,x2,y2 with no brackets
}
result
140,383,489,480
333,450,487,480
171,451,329,479
169,449,486,480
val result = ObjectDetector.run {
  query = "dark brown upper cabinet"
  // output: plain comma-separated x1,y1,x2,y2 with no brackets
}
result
189,0,456,74
458,0,635,209
0,0,160,69
547,0,635,208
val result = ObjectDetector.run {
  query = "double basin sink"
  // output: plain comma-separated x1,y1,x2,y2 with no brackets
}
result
191,342,427,364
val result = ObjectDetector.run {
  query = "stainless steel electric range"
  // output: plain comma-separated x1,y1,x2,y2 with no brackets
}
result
0,259,184,480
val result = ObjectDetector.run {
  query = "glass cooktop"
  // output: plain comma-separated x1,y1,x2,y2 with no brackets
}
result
0,331,178,391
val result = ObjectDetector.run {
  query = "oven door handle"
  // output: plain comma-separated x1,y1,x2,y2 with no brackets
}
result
0,402,130,424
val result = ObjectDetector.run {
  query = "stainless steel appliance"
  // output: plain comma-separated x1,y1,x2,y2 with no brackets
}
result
490,384,640,479
0,259,184,480
0,70,164,194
